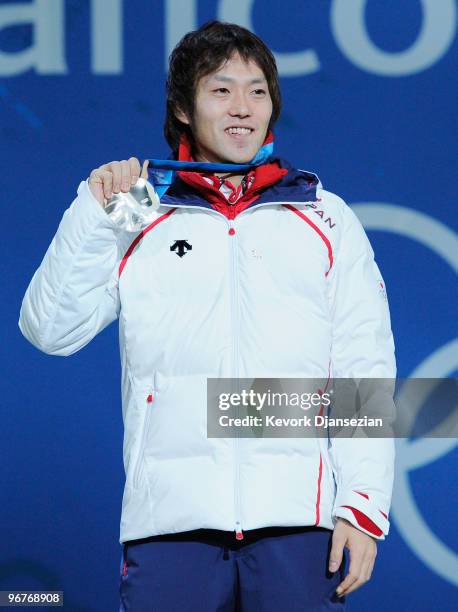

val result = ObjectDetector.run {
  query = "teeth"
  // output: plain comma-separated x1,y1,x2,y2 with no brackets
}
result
226,127,252,135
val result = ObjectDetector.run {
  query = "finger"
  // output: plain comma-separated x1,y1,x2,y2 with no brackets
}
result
89,170,102,186
364,553,376,583
336,570,358,597
336,548,364,597
129,157,141,185
120,160,131,192
108,161,122,193
140,159,149,179
329,531,346,573
88,171,104,204
339,552,373,597
341,574,368,596
100,170,113,200
336,553,372,596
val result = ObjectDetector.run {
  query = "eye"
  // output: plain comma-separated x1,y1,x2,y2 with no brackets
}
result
213,87,230,95
252,89,266,96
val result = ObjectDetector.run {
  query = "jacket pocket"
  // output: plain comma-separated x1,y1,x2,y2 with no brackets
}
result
132,375,158,489
316,435,338,507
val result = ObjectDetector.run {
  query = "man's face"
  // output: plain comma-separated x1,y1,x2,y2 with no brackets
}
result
176,52,273,164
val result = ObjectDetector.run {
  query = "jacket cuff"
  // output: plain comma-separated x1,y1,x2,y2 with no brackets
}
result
79,179,120,229
332,489,390,540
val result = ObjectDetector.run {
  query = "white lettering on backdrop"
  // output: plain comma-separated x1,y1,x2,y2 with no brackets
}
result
0,1,455,77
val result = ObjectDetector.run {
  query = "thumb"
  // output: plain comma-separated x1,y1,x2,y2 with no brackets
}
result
88,175,105,207
140,159,149,179
329,531,345,573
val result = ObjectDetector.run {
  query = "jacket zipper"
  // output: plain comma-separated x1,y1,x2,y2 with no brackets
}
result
133,389,154,488
146,199,323,537
228,216,244,541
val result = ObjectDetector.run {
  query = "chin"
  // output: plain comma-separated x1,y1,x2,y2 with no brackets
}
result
231,155,252,164
227,149,257,164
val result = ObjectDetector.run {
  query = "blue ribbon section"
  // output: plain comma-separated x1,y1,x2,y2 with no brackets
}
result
147,138,274,198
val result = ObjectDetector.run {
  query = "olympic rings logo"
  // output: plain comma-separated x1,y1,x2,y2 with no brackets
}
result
353,203,458,586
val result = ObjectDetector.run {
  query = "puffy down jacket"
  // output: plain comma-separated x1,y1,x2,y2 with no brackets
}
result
19,160,396,543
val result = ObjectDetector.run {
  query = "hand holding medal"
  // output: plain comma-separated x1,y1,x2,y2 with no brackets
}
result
88,142,272,232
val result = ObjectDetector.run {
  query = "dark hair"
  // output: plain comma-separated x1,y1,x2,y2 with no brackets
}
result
164,20,281,154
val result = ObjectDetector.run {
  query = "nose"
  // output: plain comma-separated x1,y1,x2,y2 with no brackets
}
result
228,89,251,118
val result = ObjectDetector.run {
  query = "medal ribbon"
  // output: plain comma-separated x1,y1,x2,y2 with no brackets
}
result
147,139,274,197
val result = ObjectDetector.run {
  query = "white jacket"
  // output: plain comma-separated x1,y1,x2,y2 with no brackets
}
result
19,163,396,543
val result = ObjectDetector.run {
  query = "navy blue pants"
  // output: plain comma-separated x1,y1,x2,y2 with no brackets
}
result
119,526,347,611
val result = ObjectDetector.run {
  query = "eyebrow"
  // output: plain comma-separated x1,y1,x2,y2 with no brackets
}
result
210,75,267,85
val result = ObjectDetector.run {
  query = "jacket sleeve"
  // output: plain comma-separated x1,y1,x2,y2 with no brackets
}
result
327,203,397,540
18,180,123,356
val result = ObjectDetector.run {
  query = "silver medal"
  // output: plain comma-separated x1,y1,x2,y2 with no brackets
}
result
103,177,160,232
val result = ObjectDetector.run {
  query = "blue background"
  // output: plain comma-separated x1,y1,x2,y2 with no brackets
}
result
1,1,457,610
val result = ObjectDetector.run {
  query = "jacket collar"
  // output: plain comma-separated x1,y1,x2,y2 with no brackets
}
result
161,132,319,213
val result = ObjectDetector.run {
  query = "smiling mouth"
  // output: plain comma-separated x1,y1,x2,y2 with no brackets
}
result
225,127,254,135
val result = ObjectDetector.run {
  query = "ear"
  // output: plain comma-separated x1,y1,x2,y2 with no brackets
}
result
175,107,190,126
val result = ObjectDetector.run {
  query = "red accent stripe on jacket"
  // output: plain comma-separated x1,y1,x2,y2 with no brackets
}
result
283,204,334,275
314,453,323,525
119,208,176,277
354,490,369,500
340,506,383,537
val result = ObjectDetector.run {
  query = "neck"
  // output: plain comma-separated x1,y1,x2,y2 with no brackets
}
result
215,172,245,188
193,151,247,188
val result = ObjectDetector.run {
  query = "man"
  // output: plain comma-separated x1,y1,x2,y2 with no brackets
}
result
19,21,396,611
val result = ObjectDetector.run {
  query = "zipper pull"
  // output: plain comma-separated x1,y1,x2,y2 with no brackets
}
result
235,530,244,541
